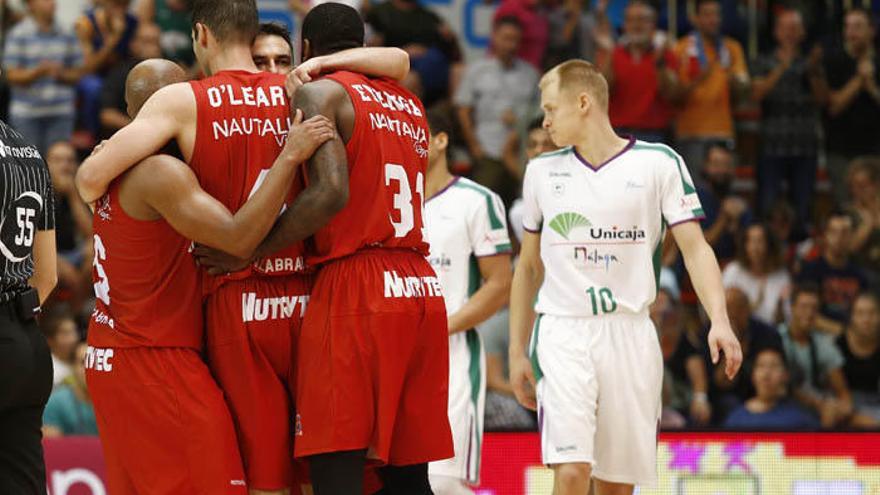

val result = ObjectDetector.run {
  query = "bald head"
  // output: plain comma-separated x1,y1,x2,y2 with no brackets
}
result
125,59,187,118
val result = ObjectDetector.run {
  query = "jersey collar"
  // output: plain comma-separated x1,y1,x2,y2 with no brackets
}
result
573,136,636,173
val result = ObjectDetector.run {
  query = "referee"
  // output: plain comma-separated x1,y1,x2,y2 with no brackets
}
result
0,116,58,494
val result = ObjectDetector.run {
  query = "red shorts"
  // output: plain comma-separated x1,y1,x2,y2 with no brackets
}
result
205,273,313,491
295,249,454,465
85,346,246,495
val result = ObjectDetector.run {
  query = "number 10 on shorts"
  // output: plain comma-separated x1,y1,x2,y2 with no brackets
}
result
586,287,617,315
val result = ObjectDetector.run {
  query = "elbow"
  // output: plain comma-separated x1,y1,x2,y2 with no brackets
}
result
392,48,411,80
75,164,102,203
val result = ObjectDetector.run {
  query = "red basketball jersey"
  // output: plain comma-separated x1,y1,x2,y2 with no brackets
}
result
88,182,202,349
189,71,307,292
307,71,430,266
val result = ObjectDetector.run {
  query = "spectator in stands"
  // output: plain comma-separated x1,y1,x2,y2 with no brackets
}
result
98,22,162,139
673,0,749,174
723,347,819,429
846,157,880,288
822,8,880,204
46,141,93,314
135,0,194,68
3,0,83,154
837,293,880,425
599,0,679,143
722,224,791,326
40,311,79,388
480,309,537,431
797,210,869,335
752,9,825,239
42,342,98,437
542,0,612,70
697,142,750,264
507,117,557,246
455,16,538,206
492,0,548,69
778,284,853,428
706,287,783,422
366,0,459,105
653,278,711,427
252,22,293,75
75,0,139,137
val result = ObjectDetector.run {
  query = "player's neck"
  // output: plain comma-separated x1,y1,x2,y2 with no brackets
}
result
574,122,630,168
206,45,260,75
425,160,454,200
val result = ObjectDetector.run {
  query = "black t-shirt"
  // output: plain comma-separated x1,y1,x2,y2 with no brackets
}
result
0,120,55,303
54,196,77,253
836,334,880,394
366,2,444,50
666,332,701,384
99,58,138,140
823,49,880,155
796,257,868,324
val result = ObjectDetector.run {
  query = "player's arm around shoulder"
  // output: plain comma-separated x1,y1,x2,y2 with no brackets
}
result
76,82,195,204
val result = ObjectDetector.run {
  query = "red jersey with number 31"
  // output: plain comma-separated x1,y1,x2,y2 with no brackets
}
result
307,72,430,266
189,70,307,293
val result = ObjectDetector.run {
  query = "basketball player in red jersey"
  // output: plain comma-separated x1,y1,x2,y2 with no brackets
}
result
83,59,334,495
74,2,411,493
200,4,454,493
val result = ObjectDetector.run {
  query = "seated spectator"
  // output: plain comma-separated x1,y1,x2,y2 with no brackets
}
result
722,223,791,326
796,210,869,335
40,311,80,388
366,0,459,105
252,22,293,75
822,8,880,204
3,0,83,153
455,16,538,206
42,342,98,437
599,0,679,144
752,9,824,238
846,157,880,288
705,287,783,423
46,141,93,314
492,0,548,70
99,22,162,140
837,293,880,426
698,142,750,264
778,284,853,428
75,0,139,136
673,0,749,175
135,0,194,68
479,310,536,431
653,279,711,427
723,347,819,430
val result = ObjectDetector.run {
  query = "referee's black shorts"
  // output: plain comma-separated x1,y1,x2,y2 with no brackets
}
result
0,303,53,495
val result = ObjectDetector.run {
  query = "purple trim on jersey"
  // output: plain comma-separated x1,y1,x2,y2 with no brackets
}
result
426,176,460,203
523,224,541,233
573,136,636,172
667,216,706,228
475,250,513,259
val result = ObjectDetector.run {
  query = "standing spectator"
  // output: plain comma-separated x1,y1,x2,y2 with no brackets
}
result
366,0,459,105
135,0,194,68
3,0,83,154
75,0,139,137
455,16,538,206
98,22,162,140
752,9,825,237
837,293,880,424
823,8,880,203
673,0,750,174
252,22,293,75
542,0,612,69
722,224,791,326
706,288,783,422
493,0,548,69
797,211,869,335
723,347,819,429
599,0,679,143
39,311,79,388
846,157,880,288
42,342,97,437
778,285,853,428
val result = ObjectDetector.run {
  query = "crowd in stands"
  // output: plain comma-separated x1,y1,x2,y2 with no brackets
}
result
1,0,879,437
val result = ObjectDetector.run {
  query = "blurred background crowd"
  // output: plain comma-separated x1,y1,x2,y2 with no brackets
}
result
2,0,879,437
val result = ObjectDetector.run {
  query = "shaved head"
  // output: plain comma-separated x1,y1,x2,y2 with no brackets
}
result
125,59,187,118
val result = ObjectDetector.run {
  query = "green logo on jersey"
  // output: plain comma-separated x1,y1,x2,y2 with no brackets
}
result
548,212,591,240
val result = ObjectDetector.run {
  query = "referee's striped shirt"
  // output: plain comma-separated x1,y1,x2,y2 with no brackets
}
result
0,119,55,304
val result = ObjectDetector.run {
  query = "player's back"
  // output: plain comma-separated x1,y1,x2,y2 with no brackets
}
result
308,71,430,266
189,70,306,284
88,180,202,349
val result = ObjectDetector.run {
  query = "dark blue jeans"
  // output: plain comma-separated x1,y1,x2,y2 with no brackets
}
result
757,154,816,238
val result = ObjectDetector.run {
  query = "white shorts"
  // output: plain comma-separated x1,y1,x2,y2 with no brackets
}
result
530,313,663,487
429,329,486,484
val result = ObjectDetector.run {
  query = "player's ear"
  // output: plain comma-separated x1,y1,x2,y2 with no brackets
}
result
434,131,448,151
301,39,312,63
194,23,210,48
577,91,591,115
